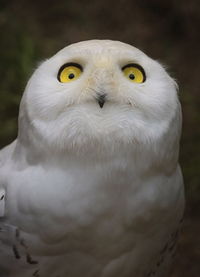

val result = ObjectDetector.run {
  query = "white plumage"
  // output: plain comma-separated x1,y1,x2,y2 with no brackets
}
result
0,40,184,277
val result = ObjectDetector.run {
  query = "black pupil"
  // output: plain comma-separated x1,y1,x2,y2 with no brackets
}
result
68,73,75,79
129,74,135,80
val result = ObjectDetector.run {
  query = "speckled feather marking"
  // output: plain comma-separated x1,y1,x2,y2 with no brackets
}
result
32,269,40,277
146,216,184,277
16,228,39,265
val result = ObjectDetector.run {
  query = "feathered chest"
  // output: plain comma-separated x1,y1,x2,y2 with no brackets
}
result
6,158,181,241
1,155,184,277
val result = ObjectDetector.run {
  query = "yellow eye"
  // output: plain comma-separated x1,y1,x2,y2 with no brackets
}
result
122,64,146,83
57,63,83,83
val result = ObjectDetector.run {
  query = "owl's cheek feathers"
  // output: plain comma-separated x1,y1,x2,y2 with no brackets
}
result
29,101,177,164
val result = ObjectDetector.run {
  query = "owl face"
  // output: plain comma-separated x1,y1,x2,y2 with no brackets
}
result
20,40,180,154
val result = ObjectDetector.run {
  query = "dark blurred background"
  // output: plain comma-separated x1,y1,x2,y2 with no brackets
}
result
0,0,199,275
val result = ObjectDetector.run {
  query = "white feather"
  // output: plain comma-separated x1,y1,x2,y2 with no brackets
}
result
0,40,184,277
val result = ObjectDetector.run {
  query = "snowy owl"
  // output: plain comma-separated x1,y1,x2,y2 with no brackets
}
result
0,40,184,277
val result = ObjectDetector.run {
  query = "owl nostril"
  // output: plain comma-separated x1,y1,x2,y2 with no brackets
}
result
96,93,106,108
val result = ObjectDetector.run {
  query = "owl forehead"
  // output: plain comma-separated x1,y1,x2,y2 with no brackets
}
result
55,40,147,66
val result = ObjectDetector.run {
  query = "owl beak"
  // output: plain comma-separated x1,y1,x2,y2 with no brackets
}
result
97,93,106,108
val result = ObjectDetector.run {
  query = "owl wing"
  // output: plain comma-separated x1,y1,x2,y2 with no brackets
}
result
0,141,16,217
0,141,39,276
0,142,17,274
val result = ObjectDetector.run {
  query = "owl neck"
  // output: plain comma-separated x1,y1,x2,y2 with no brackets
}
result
13,132,179,178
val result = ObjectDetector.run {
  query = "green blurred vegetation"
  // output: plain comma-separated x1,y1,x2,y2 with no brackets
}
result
0,4,38,145
0,1,200,275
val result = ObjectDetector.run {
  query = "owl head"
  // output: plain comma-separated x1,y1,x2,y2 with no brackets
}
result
18,40,181,165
